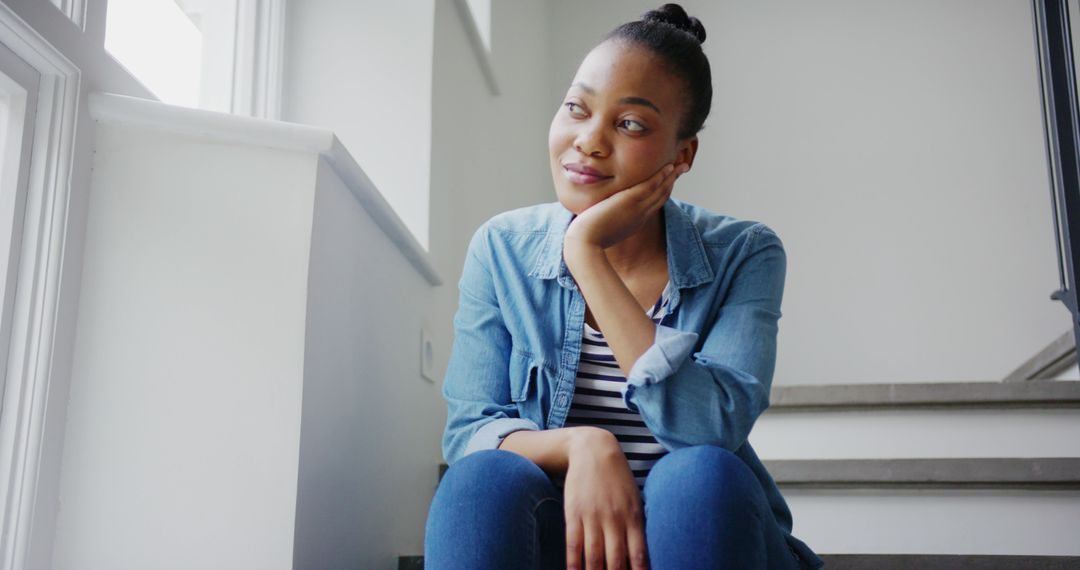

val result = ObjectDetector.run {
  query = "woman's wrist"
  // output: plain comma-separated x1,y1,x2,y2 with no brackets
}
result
567,426,621,461
562,237,606,276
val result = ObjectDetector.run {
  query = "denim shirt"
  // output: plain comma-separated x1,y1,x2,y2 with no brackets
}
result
441,198,824,569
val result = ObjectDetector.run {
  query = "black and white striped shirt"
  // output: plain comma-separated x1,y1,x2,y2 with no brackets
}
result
562,283,673,489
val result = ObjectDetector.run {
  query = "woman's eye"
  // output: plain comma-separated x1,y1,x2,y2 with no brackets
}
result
620,119,645,133
565,102,585,116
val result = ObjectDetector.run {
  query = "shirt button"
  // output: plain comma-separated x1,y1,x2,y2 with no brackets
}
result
556,393,569,407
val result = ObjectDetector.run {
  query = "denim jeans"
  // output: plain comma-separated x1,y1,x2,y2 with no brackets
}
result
424,445,804,569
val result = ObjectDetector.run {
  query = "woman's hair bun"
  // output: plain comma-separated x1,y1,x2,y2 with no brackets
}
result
642,3,706,44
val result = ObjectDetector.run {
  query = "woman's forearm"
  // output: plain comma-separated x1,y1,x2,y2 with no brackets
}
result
563,242,656,377
499,426,619,477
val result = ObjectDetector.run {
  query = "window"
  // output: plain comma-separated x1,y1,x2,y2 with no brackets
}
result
105,0,203,108
105,0,284,117
0,45,37,400
48,0,87,30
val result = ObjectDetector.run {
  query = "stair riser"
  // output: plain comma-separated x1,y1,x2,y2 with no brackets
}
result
751,409,1080,459
783,489,1080,556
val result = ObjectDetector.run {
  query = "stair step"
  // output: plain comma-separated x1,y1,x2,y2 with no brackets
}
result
440,458,1080,489
767,381,1080,411
817,554,1080,569
754,382,1080,460
763,457,1080,489
399,554,1080,569
752,406,1080,460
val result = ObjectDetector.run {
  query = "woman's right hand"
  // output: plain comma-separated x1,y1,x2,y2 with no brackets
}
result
564,427,650,570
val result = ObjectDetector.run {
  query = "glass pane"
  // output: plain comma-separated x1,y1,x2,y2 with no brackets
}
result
49,0,86,29
105,0,203,108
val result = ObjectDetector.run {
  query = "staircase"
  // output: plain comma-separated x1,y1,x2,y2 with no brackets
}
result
407,380,1080,568
750,379,1080,566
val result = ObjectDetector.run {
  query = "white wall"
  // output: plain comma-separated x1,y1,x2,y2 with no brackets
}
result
282,0,435,248
428,0,556,381
291,160,443,568
547,0,1065,385
54,123,316,569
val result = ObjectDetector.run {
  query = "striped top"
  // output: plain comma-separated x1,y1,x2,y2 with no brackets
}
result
561,282,673,490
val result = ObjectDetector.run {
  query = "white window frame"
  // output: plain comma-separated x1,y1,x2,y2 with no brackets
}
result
113,0,285,118
232,0,286,119
0,4,80,570
48,0,87,31
0,42,37,408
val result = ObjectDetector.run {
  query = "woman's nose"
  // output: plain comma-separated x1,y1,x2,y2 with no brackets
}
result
573,121,610,157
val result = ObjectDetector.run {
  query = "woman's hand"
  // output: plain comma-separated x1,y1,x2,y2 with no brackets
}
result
564,427,650,570
564,162,689,251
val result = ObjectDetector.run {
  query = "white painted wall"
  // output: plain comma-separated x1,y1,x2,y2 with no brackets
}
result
291,160,442,568
53,123,316,570
547,0,1065,385
282,0,434,248
428,0,555,350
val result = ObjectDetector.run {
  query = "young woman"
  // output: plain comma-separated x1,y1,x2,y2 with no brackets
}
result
425,4,823,569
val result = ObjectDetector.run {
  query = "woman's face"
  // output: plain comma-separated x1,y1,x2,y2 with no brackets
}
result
549,39,698,215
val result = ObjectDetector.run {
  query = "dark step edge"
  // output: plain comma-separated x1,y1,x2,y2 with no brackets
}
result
766,381,1080,412
399,554,1080,569
817,554,1080,570
438,458,1080,488
765,457,1080,489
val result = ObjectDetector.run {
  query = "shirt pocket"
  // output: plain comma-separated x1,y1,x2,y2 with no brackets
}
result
509,349,539,403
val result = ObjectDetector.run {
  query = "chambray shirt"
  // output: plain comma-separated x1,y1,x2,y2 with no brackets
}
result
441,198,824,569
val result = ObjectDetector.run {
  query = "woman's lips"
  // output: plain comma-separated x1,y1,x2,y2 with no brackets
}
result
563,164,613,185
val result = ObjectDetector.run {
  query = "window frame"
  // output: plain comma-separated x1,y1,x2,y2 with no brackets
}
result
103,0,285,118
0,4,80,569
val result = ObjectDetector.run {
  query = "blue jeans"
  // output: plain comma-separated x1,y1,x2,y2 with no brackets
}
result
424,445,803,569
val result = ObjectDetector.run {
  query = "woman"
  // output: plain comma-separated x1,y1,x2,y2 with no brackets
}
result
425,4,824,569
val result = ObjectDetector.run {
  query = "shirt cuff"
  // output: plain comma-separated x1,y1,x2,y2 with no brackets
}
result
623,324,699,410
463,417,541,456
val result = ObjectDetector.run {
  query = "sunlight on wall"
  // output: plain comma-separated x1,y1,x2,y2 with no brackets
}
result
0,96,8,182
105,0,202,108
466,0,491,50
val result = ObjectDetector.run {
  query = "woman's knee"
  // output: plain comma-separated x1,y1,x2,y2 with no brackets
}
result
437,449,555,503
645,445,765,515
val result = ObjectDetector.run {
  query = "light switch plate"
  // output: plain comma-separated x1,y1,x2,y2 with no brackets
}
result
421,328,435,382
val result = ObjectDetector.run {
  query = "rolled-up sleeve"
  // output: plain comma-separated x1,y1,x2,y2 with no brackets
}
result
441,226,539,464
623,224,787,451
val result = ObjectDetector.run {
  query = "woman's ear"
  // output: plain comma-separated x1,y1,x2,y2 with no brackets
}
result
676,137,699,170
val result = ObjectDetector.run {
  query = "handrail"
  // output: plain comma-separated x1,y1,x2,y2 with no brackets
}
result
1003,330,1078,382
1033,0,1080,352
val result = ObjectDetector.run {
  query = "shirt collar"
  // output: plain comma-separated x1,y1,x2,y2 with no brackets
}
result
529,199,715,290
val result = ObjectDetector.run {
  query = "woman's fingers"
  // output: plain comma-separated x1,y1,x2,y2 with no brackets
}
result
643,163,683,213
626,515,650,570
566,517,584,570
604,522,629,570
584,522,606,570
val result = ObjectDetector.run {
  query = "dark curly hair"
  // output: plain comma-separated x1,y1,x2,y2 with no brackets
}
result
604,3,712,139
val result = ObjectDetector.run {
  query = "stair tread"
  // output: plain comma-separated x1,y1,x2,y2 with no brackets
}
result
764,457,1080,488
767,381,1080,411
400,554,1080,569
